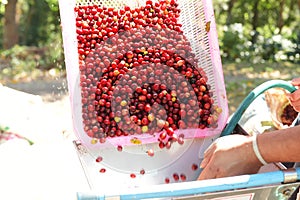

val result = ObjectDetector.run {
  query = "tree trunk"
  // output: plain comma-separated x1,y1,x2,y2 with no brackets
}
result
3,0,19,49
251,0,259,44
277,0,285,34
226,0,237,25
287,0,297,22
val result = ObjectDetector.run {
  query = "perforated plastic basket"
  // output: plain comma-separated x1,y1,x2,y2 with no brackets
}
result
59,0,228,191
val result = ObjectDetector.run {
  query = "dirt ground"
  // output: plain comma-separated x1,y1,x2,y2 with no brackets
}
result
1,78,75,143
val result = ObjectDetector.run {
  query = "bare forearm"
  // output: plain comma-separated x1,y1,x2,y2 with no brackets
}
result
258,125,300,163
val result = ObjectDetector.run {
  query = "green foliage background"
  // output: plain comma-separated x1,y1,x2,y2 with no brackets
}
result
214,0,300,63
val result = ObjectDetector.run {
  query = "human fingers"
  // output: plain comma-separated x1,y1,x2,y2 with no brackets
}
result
200,140,218,168
291,77,300,86
198,160,217,180
199,152,232,180
200,146,216,169
201,135,243,169
203,138,218,156
287,89,300,112
199,137,232,177
200,155,210,169
289,89,300,101
291,100,300,112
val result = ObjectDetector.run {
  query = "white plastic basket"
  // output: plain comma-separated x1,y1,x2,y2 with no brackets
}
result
59,0,228,191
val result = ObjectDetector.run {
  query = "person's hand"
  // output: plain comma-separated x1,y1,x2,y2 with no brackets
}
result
198,134,262,180
287,77,300,112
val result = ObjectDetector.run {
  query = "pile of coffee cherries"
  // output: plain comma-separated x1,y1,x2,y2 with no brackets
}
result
74,0,221,145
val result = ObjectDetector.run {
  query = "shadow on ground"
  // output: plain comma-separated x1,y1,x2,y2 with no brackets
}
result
4,78,69,102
